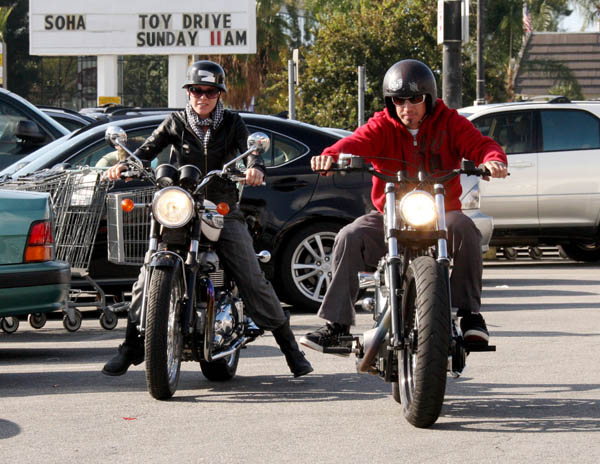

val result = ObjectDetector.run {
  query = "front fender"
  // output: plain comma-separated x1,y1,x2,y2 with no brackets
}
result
148,252,182,269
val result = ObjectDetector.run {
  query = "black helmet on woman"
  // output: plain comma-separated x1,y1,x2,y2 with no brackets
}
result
182,60,227,92
382,59,437,118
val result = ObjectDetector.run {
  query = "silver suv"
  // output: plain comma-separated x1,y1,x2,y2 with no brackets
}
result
460,97,600,262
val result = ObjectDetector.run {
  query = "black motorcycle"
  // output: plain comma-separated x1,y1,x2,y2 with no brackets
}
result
105,127,271,400
325,154,496,428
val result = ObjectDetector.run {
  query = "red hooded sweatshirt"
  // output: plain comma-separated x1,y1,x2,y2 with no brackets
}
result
321,99,507,213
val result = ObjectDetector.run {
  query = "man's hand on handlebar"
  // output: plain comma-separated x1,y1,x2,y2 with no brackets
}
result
482,161,508,181
311,155,335,176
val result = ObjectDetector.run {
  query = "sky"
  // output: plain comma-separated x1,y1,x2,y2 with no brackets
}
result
558,2,595,32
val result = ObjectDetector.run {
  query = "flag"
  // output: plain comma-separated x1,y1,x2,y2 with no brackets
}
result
523,2,532,35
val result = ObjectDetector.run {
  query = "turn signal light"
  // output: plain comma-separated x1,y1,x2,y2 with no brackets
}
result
121,198,135,213
216,202,230,215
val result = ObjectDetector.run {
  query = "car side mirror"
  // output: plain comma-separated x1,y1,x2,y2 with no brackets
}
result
16,120,47,144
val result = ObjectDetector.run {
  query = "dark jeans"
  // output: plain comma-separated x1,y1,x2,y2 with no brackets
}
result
317,210,483,326
128,208,287,331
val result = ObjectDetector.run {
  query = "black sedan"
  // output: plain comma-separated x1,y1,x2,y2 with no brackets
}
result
0,113,370,310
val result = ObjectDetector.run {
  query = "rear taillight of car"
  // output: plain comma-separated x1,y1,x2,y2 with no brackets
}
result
24,220,54,262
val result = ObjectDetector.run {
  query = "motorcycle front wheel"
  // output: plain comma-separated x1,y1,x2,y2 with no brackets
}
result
145,266,184,400
399,256,450,428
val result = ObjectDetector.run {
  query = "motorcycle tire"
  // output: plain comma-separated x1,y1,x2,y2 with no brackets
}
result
145,266,184,400
398,256,450,428
200,350,240,381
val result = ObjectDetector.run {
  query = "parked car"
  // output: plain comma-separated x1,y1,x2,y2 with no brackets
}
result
39,106,96,131
0,189,71,333
0,88,70,170
461,96,600,262
0,113,491,310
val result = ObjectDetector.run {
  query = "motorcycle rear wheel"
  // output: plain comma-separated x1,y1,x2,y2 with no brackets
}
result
145,267,184,400
200,351,240,381
399,256,450,428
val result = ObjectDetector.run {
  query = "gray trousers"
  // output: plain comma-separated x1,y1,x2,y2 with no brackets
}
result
128,208,287,331
317,210,483,326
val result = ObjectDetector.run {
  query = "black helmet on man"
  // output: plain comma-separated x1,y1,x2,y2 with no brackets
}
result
182,60,227,92
382,59,437,117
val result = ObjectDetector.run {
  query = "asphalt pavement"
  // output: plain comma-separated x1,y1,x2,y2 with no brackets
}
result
1,259,600,463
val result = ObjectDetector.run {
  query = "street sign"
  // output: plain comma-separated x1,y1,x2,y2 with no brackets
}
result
30,0,257,56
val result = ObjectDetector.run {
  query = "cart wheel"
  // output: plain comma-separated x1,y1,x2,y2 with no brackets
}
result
502,247,518,260
28,313,47,329
63,309,82,332
1,317,20,334
528,246,543,260
99,311,118,330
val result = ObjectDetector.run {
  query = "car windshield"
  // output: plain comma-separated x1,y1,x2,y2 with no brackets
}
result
0,132,79,177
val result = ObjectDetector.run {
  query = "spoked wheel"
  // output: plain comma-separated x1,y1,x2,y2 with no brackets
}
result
200,351,240,381
398,256,450,428
145,267,184,400
1,317,20,334
28,313,47,329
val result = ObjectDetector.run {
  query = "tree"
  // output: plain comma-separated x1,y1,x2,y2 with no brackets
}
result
198,0,294,111
296,0,441,129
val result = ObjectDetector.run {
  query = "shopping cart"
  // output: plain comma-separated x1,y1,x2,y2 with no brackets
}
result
106,186,157,266
0,168,120,331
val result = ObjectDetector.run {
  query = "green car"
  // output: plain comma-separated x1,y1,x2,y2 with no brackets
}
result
0,189,71,332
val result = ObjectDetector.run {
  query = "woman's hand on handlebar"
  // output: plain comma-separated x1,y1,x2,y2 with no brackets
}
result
245,167,264,186
482,160,508,180
102,163,128,181
311,155,335,176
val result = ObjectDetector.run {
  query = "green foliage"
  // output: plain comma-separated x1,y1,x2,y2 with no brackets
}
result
296,0,440,129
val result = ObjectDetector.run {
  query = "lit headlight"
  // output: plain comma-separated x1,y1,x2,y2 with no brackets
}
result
152,187,194,228
399,190,436,227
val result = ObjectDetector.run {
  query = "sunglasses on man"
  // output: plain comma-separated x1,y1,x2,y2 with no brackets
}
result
188,86,221,99
392,95,426,106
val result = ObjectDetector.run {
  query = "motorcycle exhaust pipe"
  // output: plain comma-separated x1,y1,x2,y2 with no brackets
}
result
357,308,391,373
207,336,248,361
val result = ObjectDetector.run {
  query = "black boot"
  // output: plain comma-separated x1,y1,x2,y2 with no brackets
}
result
102,319,144,376
272,314,313,378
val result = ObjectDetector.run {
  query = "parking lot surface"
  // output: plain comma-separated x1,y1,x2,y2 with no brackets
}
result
1,260,600,463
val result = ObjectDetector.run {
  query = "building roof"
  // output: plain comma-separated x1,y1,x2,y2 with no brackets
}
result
514,32,600,99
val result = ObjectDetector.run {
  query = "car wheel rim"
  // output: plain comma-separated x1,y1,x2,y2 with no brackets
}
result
290,231,337,303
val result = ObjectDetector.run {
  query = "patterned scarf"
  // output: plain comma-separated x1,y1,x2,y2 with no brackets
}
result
186,100,224,154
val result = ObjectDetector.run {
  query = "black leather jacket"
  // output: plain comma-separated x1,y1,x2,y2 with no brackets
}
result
133,109,266,208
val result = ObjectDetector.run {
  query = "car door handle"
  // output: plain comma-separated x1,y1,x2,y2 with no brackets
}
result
509,161,534,168
271,178,309,190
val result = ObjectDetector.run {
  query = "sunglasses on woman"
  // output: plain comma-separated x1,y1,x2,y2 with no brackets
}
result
392,95,426,106
188,86,221,99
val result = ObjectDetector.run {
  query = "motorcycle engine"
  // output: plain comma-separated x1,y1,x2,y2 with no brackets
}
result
212,293,243,348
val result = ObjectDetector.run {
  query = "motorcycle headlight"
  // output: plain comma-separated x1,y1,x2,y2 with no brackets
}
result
398,190,436,227
152,187,194,228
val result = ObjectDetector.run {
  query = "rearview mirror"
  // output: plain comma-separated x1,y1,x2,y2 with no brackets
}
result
247,132,270,154
105,126,128,148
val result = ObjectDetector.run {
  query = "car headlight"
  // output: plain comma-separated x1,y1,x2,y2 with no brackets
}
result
152,187,194,228
398,190,436,227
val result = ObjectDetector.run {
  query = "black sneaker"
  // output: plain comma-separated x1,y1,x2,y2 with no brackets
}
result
299,323,352,356
459,312,489,344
